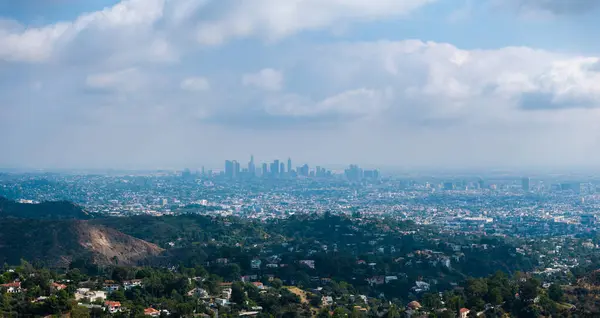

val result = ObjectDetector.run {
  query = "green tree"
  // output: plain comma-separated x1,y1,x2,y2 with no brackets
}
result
332,307,350,318
109,290,127,302
422,293,442,309
231,282,247,306
317,308,331,318
129,305,144,318
487,288,503,305
386,304,400,318
548,284,563,302
271,279,283,289
71,305,91,318
519,279,539,302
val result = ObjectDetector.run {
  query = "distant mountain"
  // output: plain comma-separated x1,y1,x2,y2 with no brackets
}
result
0,196,91,219
0,219,164,267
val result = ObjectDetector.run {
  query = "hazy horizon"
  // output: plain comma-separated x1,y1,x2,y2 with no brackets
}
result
2,0,600,169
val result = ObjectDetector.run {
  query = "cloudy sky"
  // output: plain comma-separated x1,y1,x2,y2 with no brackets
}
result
2,0,600,170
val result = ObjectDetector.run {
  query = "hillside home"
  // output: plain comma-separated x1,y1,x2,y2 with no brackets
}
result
1,282,22,293
104,301,122,314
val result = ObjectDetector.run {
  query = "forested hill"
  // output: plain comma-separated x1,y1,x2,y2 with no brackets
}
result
0,196,91,219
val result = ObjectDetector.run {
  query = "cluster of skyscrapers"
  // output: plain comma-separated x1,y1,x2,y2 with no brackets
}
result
344,164,380,182
224,156,321,179
221,156,379,181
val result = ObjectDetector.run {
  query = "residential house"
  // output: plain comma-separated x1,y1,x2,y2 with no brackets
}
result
123,279,143,290
104,301,122,314
412,281,430,293
366,276,385,286
222,288,232,300
215,298,229,306
299,260,315,269
103,281,120,293
1,282,22,293
385,276,398,283
75,288,107,302
144,307,160,317
51,282,67,291
187,287,210,299
241,275,258,282
251,259,262,270
322,296,333,306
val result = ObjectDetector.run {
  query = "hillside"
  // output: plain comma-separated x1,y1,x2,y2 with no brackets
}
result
0,196,91,219
0,219,164,267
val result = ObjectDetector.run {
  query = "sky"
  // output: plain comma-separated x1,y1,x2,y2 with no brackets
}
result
2,0,600,170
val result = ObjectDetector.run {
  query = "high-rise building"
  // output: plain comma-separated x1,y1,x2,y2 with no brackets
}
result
262,163,268,176
298,164,309,177
345,165,363,182
363,169,380,180
225,160,234,178
233,160,240,178
248,155,256,177
271,160,280,177
522,177,530,192
287,158,292,174
280,162,285,177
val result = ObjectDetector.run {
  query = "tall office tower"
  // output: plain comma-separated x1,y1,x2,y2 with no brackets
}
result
248,155,256,177
273,159,280,177
344,164,363,182
287,158,292,174
363,169,380,180
262,163,268,176
225,160,234,178
201,166,205,176
233,160,240,178
522,177,530,192
299,164,309,177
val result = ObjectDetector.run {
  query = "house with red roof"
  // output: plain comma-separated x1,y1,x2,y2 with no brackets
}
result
459,308,470,318
51,282,67,291
144,307,160,317
104,301,122,314
1,282,22,293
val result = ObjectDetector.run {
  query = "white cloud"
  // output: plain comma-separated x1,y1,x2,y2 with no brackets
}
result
195,0,436,45
264,88,392,118
180,77,210,91
304,41,600,117
0,22,70,62
0,0,434,63
86,68,144,92
0,0,165,63
242,68,284,91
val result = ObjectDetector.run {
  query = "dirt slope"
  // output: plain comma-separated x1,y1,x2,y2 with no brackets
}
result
0,219,164,267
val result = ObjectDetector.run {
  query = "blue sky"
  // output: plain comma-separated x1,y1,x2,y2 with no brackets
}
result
1,0,600,170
